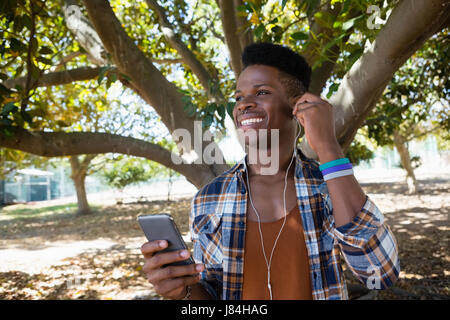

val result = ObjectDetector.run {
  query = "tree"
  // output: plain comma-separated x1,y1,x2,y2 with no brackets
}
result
101,155,179,203
1,0,449,190
363,31,449,193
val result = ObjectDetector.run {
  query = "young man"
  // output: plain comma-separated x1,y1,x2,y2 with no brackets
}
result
141,43,400,300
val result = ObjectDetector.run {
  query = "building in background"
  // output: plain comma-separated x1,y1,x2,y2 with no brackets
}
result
1,169,53,204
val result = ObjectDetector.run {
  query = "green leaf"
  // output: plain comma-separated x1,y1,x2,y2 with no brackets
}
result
202,114,213,129
98,66,109,84
305,0,320,17
2,102,17,116
20,110,33,124
206,103,216,114
326,83,340,99
21,14,32,31
217,104,225,119
270,25,282,35
281,0,288,10
36,56,52,65
291,31,309,41
110,72,117,83
9,38,26,53
254,24,265,39
342,15,364,31
183,102,196,117
15,65,23,77
30,64,40,79
333,21,343,29
38,46,53,55
314,11,334,29
226,102,235,118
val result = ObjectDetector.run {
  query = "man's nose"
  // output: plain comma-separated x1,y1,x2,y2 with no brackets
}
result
236,96,256,113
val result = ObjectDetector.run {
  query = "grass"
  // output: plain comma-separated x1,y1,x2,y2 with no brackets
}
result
0,203,101,221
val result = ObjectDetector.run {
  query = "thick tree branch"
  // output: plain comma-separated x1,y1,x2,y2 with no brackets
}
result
217,0,245,78
233,0,254,51
0,126,216,189
300,0,450,159
145,0,224,103
62,0,108,65
2,67,102,89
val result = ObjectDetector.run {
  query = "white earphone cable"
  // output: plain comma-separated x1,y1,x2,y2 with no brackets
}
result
244,124,301,300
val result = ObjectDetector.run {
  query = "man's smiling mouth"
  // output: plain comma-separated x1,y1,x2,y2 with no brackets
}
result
240,117,264,126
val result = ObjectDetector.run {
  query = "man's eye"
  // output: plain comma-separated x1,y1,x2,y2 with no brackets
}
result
257,90,269,96
235,96,243,102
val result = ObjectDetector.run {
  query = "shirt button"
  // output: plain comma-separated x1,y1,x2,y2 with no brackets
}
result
238,221,245,227
236,255,242,261
241,187,246,194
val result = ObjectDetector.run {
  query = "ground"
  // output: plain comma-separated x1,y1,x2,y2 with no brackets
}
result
0,177,448,300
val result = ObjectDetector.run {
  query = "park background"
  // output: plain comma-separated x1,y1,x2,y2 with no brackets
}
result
0,0,449,300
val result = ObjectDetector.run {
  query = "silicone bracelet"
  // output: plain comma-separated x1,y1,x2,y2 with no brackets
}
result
323,168,354,181
321,163,353,176
319,158,350,171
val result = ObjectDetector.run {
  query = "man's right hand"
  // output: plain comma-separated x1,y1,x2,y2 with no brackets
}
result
141,240,205,299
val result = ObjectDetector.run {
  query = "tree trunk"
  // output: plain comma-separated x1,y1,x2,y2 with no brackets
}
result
69,156,92,215
393,130,418,194
72,171,91,215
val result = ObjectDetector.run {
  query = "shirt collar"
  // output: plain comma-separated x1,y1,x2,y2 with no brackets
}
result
230,147,308,176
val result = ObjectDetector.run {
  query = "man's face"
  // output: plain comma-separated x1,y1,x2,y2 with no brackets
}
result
233,64,295,147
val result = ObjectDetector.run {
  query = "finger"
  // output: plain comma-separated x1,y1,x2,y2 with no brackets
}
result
296,92,320,102
292,104,317,114
148,263,204,283
141,240,168,258
156,274,201,297
147,249,192,270
295,101,329,112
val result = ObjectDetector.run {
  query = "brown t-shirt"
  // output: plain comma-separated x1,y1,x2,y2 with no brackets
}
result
242,205,313,300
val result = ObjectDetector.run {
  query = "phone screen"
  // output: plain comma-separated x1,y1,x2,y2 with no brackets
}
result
138,214,194,266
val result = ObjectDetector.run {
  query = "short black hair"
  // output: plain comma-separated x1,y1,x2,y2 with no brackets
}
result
241,42,312,98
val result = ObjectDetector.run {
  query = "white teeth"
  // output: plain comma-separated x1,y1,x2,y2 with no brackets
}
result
241,118,263,125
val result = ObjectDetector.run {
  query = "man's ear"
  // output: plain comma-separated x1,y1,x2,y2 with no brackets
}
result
289,93,304,108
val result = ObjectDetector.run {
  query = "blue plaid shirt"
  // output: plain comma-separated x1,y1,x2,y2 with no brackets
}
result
190,150,400,300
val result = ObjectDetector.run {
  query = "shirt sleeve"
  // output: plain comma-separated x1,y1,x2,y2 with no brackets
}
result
322,193,401,289
189,194,222,300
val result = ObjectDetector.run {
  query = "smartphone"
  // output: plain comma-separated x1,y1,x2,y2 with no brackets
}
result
137,213,194,267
